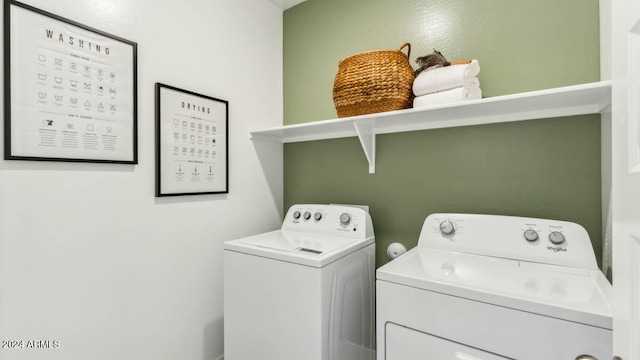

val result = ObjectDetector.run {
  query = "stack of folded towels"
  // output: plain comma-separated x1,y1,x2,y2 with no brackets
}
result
412,59,482,108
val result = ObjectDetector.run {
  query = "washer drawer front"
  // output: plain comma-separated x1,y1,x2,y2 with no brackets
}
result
387,323,510,360
376,280,612,360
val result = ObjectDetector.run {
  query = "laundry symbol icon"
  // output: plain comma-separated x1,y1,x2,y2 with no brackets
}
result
70,98,78,104
109,104,116,111
109,88,117,95
70,80,78,87
70,62,77,70
42,119,54,126
38,55,46,62
66,123,74,129
98,103,104,110
98,69,104,76
54,77,63,84
38,93,47,99
98,85,104,92
84,83,91,90
109,72,116,79
55,95,63,102
84,100,91,107
37,74,47,81
55,58,62,66
87,124,94,131
106,127,112,133
84,65,90,73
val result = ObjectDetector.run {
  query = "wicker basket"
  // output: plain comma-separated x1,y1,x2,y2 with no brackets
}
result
333,43,415,118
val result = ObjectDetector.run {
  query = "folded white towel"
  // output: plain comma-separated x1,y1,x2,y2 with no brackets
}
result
413,83,482,108
412,59,480,97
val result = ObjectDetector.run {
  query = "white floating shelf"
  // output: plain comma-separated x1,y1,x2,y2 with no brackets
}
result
250,81,612,174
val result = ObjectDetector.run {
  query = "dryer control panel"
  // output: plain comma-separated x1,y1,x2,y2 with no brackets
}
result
282,204,374,240
419,213,598,270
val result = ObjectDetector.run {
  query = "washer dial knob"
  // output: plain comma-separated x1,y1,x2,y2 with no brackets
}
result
303,211,311,220
314,212,322,221
293,211,301,219
439,220,455,235
339,213,351,226
524,229,539,242
549,231,565,245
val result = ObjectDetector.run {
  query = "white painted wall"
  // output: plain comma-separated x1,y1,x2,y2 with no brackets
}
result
0,1,283,359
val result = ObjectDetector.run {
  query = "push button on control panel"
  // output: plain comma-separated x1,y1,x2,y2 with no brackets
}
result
314,212,322,221
293,211,301,220
303,211,311,220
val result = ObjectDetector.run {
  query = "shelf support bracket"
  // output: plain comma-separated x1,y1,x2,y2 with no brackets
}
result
353,120,376,174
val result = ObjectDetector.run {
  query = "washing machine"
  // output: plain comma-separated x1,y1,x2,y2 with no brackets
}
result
224,204,376,360
377,213,612,360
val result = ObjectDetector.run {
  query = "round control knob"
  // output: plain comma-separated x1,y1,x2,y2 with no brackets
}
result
303,211,311,220
549,231,565,245
314,212,322,221
439,220,455,235
293,211,301,219
339,213,351,226
524,229,539,242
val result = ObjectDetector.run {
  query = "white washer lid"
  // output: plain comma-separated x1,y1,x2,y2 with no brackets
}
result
376,247,613,329
224,230,374,268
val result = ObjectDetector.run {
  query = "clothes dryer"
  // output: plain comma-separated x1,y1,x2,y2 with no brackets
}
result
377,213,612,360
224,204,376,360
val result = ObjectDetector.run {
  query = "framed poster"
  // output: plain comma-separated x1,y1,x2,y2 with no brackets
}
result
155,83,229,197
4,0,138,163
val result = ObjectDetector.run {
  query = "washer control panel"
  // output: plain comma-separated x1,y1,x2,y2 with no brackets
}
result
282,204,374,239
421,213,598,270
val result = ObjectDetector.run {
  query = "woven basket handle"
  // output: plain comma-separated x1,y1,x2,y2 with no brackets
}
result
397,42,411,58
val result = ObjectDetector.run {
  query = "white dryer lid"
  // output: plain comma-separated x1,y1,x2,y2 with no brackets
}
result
224,230,374,268
376,247,613,329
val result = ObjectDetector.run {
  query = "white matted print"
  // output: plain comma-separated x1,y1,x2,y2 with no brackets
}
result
155,83,229,197
4,0,137,163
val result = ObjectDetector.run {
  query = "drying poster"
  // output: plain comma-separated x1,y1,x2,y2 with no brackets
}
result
155,83,229,196
5,1,137,163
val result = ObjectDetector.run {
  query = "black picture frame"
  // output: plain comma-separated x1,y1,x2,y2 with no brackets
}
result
155,83,229,197
4,0,138,163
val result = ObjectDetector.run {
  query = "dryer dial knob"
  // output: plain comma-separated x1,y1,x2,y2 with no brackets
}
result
293,211,301,219
303,211,311,220
439,220,455,235
339,213,351,225
314,212,322,221
549,231,566,245
524,229,539,242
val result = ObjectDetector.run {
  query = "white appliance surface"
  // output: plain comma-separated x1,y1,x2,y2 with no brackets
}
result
224,204,374,267
377,213,613,360
224,204,376,360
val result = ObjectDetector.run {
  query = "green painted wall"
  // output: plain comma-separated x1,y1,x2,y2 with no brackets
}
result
283,0,602,267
